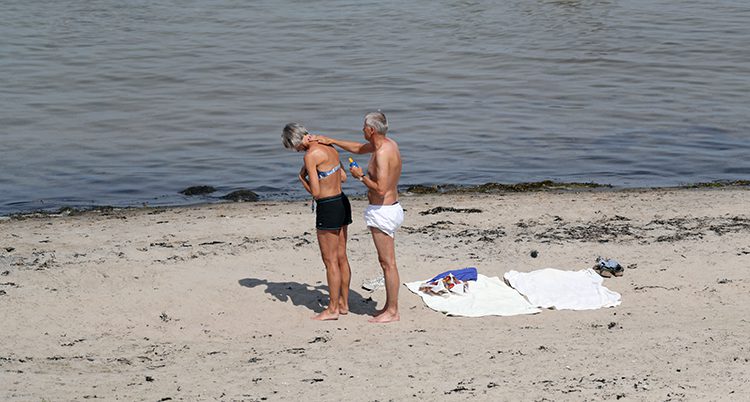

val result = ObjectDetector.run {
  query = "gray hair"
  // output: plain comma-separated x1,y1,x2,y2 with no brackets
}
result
281,123,308,149
364,111,388,134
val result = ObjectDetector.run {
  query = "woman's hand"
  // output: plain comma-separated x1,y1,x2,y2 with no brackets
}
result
298,165,309,184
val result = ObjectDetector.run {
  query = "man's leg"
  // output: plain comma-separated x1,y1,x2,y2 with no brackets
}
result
337,225,351,314
313,229,341,321
368,227,399,323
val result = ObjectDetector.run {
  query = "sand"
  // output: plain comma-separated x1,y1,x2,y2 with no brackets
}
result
1,188,749,401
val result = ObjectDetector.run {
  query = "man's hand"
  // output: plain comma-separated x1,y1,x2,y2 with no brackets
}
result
309,135,333,145
350,165,364,179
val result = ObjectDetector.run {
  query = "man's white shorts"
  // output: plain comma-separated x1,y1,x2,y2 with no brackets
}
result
364,202,404,238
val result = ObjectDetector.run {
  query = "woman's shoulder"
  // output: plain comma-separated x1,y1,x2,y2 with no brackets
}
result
306,144,339,162
318,143,340,159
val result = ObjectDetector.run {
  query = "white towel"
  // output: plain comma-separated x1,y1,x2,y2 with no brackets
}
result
405,274,540,317
503,268,621,310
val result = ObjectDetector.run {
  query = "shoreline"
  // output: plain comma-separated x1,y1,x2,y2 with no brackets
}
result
1,186,749,399
3,179,749,219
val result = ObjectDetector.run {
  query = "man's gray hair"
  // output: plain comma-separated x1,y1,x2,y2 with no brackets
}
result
364,111,388,134
281,123,309,149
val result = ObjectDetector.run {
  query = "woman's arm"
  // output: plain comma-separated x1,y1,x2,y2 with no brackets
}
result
303,151,322,199
339,161,347,183
298,165,312,195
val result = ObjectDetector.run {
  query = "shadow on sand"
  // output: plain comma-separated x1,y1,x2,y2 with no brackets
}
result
238,278,378,316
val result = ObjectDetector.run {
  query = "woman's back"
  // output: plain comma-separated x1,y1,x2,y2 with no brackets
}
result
309,144,344,199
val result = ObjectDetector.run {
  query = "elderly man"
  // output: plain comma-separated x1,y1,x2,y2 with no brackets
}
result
312,111,403,323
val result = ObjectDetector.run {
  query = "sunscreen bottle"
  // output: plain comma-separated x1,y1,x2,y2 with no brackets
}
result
348,157,359,168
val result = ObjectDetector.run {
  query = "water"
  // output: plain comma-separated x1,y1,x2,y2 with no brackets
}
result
2,0,749,215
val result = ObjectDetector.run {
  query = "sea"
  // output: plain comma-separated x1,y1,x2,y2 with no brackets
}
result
2,0,749,215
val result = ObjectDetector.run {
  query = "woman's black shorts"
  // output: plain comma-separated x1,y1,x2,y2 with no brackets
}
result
315,193,352,230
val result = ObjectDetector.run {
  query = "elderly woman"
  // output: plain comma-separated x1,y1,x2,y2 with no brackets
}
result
282,123,352,320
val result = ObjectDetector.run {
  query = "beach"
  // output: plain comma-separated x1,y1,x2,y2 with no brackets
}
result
1,187,749,401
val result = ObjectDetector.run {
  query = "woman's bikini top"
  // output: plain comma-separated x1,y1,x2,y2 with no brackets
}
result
317,163,340,179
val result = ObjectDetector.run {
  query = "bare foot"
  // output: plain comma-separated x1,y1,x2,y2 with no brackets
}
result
368,311,399,323
339,299,349,315
311,310,339,321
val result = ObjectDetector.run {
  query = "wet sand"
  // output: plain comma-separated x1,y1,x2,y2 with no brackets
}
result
1,188,749,400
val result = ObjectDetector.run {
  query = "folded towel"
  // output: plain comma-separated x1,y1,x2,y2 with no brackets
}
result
419,273,468,296
405,274,540,317
429,267,478,282
504,268,621,310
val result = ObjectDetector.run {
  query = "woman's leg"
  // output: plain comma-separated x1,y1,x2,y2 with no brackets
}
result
337,225,351,314
313,229,341,321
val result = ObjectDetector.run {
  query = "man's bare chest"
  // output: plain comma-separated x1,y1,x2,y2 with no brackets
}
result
367,155,379,179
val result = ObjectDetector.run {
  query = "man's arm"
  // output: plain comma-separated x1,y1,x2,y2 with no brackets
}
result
312,135,374,154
